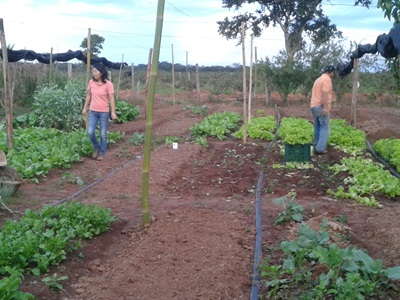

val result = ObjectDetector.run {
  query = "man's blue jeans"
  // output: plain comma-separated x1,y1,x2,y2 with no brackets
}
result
311,105,330,153
88,111,110,156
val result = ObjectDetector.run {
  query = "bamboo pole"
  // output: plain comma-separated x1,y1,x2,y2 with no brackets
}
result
350,58,359,126
85,28,91,129
241,23,247,145
195,63,200,102
145,48,153,98
116,54,124,100
186,51,189,91
142,0,166,227
0,19,14,148
131,63,135,101
248,34,254,124
49,47,53,84
171,44,175,106
254,46,257,98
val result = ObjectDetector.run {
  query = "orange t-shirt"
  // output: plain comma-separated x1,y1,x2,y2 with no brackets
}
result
310,73,333,110
87,79,114,112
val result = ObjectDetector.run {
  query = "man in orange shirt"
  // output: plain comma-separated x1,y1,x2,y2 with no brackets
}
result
310,65,335,155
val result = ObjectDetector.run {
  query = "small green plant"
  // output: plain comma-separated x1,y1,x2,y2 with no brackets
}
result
194,136,208,147
61,172,84,186
191,105,208,116
129,132,145,146
273,191,304,224
42,273,69,292
165,136,179,145
334,214,348,224
257,109,265,115
0,267,34,300
114,100,140,123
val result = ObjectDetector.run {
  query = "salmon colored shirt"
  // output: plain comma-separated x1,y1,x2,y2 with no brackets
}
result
310,73,333,110
87,79,114,112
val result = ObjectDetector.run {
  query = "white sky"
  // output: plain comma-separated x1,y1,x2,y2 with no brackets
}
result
0,0,395,67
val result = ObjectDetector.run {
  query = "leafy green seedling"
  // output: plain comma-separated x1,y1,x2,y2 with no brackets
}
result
42,273,69,292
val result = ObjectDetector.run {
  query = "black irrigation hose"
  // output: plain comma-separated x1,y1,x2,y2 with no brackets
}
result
250,171,264,300
366,140,400,179
52,155,142,206
250,110,282,299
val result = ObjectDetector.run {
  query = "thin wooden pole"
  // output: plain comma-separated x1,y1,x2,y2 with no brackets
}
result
186,51,189,91
254,46,258,98
49,47,53,84
145,48,153,98
0,19,13,148
116,54,124,100
85,28,91,129
171,44,175,106
195,63,200,102
241,22,247,145
351,58,359,126
131,63,135,101
142,0,166,227
248,34,254,124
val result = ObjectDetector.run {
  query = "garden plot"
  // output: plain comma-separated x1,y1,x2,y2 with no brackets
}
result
1,97,400,299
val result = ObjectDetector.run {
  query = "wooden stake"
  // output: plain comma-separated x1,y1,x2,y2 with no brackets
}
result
171,44,175,106
351,58,359,126
0,18,14,148
145,48,153,98
241,22,247,144
248,34,254,124
142,0,166,227
116,54,124,100
85,28,91,129
195,63,200,102
131,63,135,101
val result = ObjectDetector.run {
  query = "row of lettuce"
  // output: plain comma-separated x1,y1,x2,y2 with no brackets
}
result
0,202,116,299
189,111,400,206
0,81,140,183
1,108,399,203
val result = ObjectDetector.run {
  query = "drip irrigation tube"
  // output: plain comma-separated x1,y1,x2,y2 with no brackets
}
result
250,170,264,300
52,155,142,206
366,140,400,179
250,110,282,299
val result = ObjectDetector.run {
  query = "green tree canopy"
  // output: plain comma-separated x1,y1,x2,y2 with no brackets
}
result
79,34,105,58
218,0,372,60
377,0,400,23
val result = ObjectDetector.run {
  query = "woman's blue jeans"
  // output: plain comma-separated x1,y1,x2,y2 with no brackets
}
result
311,105,330,153
88,111,110,156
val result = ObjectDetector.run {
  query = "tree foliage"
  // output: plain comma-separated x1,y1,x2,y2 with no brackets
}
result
377,0,400,23
218,0,372,59
79,34,105,57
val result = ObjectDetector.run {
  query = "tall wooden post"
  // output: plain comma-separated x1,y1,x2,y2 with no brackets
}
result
116,54,124,100
351,58,359,126
0,19,13,148
248,34,254,124
131,63,135,101
171,44,175,106
241,22,247,144
85,28,91,129
145,48,153,97
195,64,200,102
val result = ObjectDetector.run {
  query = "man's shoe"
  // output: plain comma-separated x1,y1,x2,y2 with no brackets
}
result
92,150,99,159
97,155,104,161
315,150,328,155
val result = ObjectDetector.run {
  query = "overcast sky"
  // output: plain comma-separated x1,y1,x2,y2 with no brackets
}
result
0,0,395,67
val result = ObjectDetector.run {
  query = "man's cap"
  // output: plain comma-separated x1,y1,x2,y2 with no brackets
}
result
323,65,336,73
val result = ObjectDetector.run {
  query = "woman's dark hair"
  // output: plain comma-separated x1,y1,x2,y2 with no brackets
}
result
92,63,108,83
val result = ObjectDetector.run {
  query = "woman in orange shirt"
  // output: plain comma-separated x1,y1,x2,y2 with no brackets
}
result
82,63,117,161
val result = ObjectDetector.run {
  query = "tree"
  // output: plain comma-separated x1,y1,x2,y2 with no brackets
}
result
79,34,105,57
218,0,371,60
377,0,400,23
